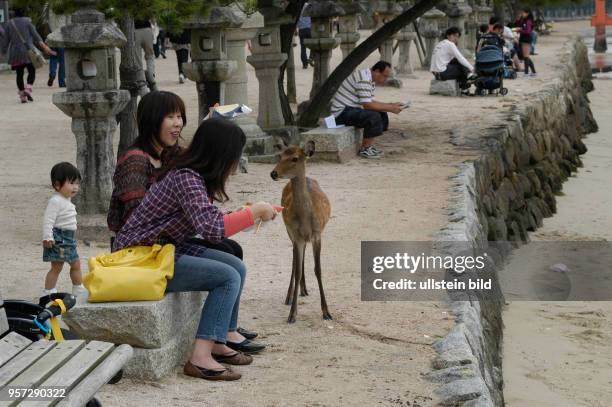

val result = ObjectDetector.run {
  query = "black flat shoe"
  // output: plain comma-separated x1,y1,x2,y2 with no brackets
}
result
237,327,258,340
226,339,266,354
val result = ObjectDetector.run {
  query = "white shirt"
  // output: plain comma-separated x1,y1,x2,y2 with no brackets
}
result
430,39,474,73
43,193,77,241
502,26,515,43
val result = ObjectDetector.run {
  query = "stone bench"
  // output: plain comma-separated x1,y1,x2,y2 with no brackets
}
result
63,292,206,380
429,79,461,97
297,126,362,163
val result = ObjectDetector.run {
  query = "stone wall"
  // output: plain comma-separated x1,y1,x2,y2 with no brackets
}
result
429,37,597,406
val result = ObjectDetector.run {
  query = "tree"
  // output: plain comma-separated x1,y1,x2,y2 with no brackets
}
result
297,0,441,127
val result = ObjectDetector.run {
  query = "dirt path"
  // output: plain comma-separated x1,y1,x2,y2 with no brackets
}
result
0,21,589,406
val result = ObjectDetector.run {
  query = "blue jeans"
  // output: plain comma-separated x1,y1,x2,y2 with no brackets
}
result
49,48,65,86
165,249,246,343
336,107,389,138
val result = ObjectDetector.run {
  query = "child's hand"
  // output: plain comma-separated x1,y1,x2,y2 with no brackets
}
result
42,240,54,249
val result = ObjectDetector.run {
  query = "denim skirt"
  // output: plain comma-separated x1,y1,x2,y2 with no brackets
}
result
43,228,79,263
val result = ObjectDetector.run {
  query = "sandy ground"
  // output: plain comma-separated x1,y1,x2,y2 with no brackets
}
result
0,20,593,407
502,73,612,405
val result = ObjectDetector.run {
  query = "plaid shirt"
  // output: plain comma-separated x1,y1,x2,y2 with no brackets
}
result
113,169,225,259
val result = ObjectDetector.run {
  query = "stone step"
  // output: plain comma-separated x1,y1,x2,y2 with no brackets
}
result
63,292,206,349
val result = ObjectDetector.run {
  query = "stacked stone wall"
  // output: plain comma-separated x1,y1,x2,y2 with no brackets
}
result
430,38,597,406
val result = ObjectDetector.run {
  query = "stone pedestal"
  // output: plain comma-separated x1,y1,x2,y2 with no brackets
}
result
63,292,207,380
421,8,447,69
185,7,244,122
298,126,362,163
447,0,473,58
374,0,403,88
47,0,129,214
303,0,344,99
397,4,418,80
246,2,291,131
430,79,460,96
335,3,365,59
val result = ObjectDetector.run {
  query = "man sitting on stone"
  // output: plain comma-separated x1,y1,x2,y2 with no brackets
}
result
430,26,475,92
331,61,403,159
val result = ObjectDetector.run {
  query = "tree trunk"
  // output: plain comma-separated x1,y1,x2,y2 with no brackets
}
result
297,0,440,128
117,16,147,158
276,0,306,126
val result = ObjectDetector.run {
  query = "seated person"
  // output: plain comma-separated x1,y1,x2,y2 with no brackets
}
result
430,27,474,91
330,61,403,159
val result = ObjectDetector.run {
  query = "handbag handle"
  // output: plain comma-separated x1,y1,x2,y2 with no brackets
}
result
10,19,31,49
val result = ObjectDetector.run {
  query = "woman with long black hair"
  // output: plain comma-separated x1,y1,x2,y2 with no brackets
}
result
114,118,278,381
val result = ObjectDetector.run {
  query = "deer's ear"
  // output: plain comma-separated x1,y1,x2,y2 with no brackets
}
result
304,140,315,158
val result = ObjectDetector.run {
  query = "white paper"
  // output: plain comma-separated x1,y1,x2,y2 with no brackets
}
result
324,115,345,129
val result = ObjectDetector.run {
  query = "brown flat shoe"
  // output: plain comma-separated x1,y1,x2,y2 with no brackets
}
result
183,361,241,381
212,351,253,366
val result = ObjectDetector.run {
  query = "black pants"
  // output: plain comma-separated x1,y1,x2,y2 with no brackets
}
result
186,237,243,260
435,59,470,89
176,48,189,76
336,107,389,139
298,28,311,67
15,63,35,91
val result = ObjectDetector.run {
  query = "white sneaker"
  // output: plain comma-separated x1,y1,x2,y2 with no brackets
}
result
359,146,382,159
179,73,185,84
72,285,89,303
370,146,385,155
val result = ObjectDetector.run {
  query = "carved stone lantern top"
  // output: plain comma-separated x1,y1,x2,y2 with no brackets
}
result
338,2,366,16
447,0,473,18
185,6,246,30
304,0,345,19
423,7,447,20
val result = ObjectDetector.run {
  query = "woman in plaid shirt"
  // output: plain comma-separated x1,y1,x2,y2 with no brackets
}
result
115,119,278,381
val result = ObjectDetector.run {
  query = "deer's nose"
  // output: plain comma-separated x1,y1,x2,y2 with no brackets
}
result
270,170,278,180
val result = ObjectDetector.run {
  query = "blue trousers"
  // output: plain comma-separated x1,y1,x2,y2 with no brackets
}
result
165,249,246,343
49,48,65,86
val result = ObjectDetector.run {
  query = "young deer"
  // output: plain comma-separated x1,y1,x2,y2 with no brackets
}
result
270,141,332,323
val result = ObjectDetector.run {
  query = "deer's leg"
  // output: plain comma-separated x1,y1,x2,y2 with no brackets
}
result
299,244,308,296
288,240,306,323
285,242,298,305
313,237,332,320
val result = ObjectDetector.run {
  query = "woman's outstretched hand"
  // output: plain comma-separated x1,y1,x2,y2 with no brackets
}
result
250,201,277,221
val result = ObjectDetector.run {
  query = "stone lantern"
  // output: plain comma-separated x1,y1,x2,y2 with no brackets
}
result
184,7,241,122
303,0,344,99
336,2,365,60
47,0,129,214
397,1,418,78
223,6,267,147
421,7,446,69
246,0,290,130
373,0,403,88
447,0,473,57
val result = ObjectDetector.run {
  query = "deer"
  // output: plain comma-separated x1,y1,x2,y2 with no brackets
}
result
270,141,332,323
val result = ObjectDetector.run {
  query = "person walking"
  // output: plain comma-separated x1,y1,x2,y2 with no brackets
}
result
297,2,312,69
168,30,190,84
1,8,55,103
47,9,69,88
134,18,157,91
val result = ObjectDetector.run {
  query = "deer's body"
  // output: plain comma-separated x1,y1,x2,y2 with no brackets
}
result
271,143,332,323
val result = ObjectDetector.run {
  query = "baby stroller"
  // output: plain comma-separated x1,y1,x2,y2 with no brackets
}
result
474,44,509,96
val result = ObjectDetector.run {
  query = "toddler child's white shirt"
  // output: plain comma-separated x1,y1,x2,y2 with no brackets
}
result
43,193,77,241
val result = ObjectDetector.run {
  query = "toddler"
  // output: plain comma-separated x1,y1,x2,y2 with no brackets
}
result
42,162,87,300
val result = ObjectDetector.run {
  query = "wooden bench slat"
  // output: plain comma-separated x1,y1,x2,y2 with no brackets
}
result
0,302,9,337
19,341,115,407
0,333,32,368
0,340,85,407
0,341,56,389
56,344,133,407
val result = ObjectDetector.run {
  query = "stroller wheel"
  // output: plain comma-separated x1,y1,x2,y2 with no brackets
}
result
500,88,509,96
478,88,487,96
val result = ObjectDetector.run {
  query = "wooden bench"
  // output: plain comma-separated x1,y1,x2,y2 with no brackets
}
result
0,296,132,407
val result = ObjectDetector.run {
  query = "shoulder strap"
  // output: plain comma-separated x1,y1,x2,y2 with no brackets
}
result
10,20,28,47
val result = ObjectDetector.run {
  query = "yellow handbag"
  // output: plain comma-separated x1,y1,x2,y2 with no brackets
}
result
85,244,175,302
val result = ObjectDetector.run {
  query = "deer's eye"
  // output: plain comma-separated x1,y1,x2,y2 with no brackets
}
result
292,157,299,162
